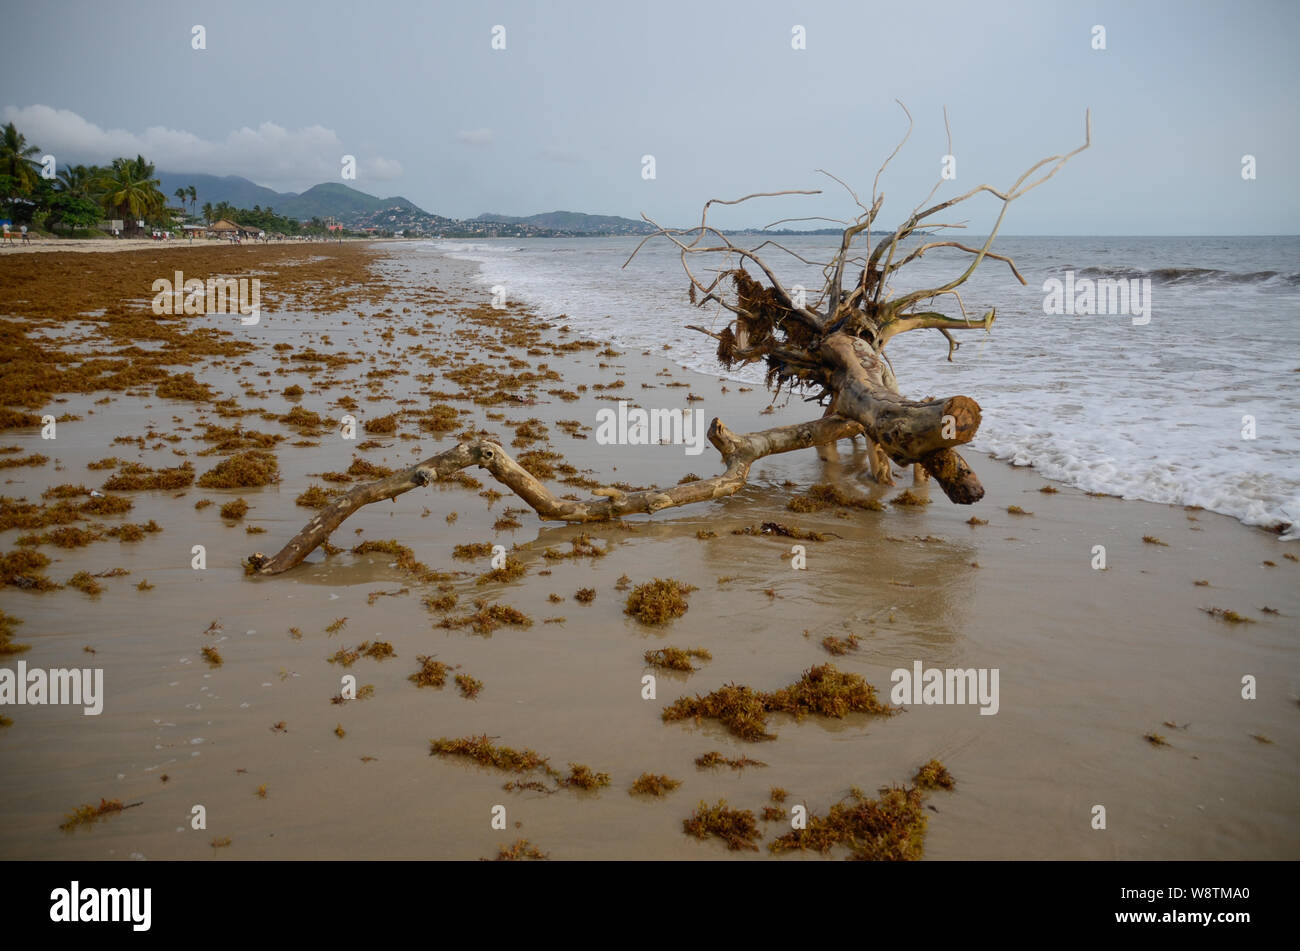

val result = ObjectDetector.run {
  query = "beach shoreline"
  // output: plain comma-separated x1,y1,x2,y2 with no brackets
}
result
0,242,1295,860
0,235,398,254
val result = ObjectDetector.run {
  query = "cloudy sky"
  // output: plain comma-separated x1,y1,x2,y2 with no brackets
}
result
3,0,1296,233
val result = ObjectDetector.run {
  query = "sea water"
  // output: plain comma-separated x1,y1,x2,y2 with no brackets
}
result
408,234,1300,539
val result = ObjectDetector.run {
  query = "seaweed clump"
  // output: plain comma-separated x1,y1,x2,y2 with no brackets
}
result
891,490,930,507
768,785,928,861
913,759,956,791
431,735,551,774
0,611,29,654
364,413,398,435
629,773,681,797
559,763,611,790
327,641,393,667
662,664,895,741
788,483,883,513
1202,606,1254,624
106,520,161,542
0,549,59,590
476,555,526,585
644,646,712,671
625,578,697,624
821,635,860,656
682,799,761,852
103,462,194,491
455,673,484,699
695,751,767,770
542,533,607,560
436,599,533,636
66,571,104,596
294,485,336,507
490,839,548,861
197,450,279,489
430,735,609,795
410,655,451,688
59,798,133,832
351,540,448,583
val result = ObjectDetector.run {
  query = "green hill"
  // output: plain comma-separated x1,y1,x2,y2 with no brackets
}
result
157,174,428,223
157,172,291,212
276,183,425,220
475,210,653,234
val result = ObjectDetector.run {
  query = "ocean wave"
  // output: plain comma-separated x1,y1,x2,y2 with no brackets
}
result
1071,266,1300,287
425,241,523,255
977,430,1300,540
403,239,1300,542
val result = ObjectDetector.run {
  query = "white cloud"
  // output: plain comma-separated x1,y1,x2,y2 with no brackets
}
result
457,128,494,146
1,104,403,187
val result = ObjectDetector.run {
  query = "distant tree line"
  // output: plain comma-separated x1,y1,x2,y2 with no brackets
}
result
201,199,329,236
1,121,330,237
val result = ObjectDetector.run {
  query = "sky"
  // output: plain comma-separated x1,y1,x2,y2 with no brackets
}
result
2,0,1297,234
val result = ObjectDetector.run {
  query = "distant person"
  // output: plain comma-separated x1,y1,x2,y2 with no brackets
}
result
20,225,30,245
2,225,12,247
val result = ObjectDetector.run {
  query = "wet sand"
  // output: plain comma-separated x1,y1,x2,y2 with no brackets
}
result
0,242,1296,860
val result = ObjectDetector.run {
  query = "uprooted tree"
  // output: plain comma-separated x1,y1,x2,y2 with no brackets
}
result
247,106,1090,576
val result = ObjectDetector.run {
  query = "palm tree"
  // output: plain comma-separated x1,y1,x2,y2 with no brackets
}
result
99,156,165,233
128,154,156,180
56,164,96,199
202,201,213,225
0,122,41,198
187,184,197,216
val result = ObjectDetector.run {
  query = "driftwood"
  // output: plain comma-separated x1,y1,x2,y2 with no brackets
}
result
248,107,1089,575
248,416,861,575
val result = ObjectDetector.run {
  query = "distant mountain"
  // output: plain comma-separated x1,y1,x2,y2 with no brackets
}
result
157,174,657,236
276,183,425,221
475,210,654,235
157,173,292,212
157,174,430,225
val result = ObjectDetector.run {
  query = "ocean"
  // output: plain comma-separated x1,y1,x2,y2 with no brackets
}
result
408,234,1300,539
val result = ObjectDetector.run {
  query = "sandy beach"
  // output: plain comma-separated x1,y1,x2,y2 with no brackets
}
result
0,241,1295,861
0,235,357,254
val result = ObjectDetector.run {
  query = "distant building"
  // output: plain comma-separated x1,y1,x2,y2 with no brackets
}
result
207,219,264,239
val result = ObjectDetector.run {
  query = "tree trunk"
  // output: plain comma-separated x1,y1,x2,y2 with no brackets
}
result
819,332,984,502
